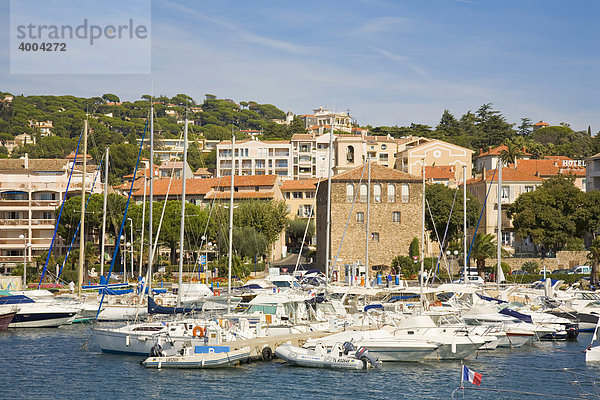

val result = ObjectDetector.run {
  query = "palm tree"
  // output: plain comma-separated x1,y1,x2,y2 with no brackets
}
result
587,238,600,286
470,233,497,278
499,142,525,168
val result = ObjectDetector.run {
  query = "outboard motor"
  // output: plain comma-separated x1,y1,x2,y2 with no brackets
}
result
355,346,382,369
342,341,356,355
565,323,579,341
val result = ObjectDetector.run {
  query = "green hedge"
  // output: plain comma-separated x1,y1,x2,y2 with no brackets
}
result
505,273,587,285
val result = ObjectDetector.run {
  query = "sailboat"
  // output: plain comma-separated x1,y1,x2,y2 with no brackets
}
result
585,316,600,362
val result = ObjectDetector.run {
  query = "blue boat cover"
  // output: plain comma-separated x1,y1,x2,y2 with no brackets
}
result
147,296,203,315
0,295,35,305
364,304,384,311
99,288,134,296
499,308,533,324
476,293,508,304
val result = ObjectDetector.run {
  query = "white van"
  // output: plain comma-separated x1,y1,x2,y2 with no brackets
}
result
569,265,591,274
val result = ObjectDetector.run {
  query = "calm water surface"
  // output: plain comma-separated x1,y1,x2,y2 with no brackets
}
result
1,324,598,399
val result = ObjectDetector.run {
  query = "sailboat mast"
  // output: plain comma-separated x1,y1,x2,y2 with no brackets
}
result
100,146,109,278
365,155,371,286
325,115,334,283
78,119,88,298
497,160,503,284
138,175,146,278
148,103,154,294
463,165,467,283
419,156,425,312
177,118,188,307
227,135,235,313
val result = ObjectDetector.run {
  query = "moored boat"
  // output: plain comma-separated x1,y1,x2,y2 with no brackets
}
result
275,342,381,369
142,345,250,368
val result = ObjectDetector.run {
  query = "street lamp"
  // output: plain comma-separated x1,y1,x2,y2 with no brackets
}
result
19,234,27,289
446,250,459,281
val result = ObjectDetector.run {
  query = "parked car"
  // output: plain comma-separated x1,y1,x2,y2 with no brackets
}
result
569,265,591,274
510,270,527,275
552,268,571,275
452,275,485,285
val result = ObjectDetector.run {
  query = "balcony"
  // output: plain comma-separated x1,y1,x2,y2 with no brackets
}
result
0,219,29,226
0,237,52,247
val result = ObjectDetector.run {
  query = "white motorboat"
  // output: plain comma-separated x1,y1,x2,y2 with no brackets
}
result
143,345,250,368
304,329,440,362
0,295,78,328
585,316,600,363
275,342,381,369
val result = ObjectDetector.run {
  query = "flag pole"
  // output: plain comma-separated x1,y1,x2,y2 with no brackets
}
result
460,361,464,389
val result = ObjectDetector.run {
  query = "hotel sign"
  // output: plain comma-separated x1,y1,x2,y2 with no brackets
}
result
562,160,586,167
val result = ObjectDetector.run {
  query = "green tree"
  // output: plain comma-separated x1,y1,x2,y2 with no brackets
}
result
102,93,120,103
499,141,525,166
587,238,600,286
521,261,539,274
286,218,315,249
518,118,532,136
391,255,418,276
409,238,419,258
469,233,497,278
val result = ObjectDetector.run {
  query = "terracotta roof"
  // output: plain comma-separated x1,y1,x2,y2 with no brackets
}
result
211,175,278,188
425,166,455,180
159,161,186,169
194,167,213,177
533,121,549,126
204,191,275,200
467,168,542,184
291,134,315,141
332,163,421,182
477,145,532,157
0,158,68,171
133,178,214,197
281,179,318,191
513,158,585,177
66,152,93,160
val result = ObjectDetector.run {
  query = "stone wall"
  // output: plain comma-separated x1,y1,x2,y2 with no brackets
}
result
494,251,588,272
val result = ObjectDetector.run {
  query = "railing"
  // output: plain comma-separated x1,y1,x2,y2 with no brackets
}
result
0,238,52,246
0,219,29,226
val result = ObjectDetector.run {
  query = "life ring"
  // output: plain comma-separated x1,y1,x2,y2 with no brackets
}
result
213,290,221,296
192,326,205,338
156,298,163,306
433,300,442,307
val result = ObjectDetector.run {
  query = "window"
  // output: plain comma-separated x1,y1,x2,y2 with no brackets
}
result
388,184,396,203
371,232,379,242
501,232,512,245
392,211,401,223
401,183,410,203
293,191,302,199
346,146,355,163
501,186,510,201
524,186,534,193
360,184,368,203
379,153,388,162
285,192,290,199
305,191,315,199
42,211,53,220
374,184,381,203
356,212,364,223
346,184,354,203
255,187,260,192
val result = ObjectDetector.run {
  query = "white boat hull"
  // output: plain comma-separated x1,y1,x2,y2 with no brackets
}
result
143,347,250,368
586,346,600,362
275,344,367,369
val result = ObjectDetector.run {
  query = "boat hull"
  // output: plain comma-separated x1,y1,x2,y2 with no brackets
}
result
9,312,77,328
143,348,250,368
275,344,366,369
0,312,16,330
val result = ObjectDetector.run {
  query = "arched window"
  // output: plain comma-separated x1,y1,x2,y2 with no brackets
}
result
401,183,410,203
388,184,396,203
346,146,354,163
360,183,367,202
374,184,381,203
346,184,354,203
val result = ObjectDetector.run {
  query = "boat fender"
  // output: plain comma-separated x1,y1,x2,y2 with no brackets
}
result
193,326,205,338
261,346,273,361
214,290,221,296
156,298,163,306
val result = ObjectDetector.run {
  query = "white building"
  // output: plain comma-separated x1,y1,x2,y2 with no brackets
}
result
216,139,292,178
0,155,103,273
291,132,335,179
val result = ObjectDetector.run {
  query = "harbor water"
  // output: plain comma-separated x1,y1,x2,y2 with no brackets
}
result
1,325,598,399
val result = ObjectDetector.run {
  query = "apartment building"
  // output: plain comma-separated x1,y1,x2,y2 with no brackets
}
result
216,139,292,179
300,107,353,134
0,155,102,273
586,153,600,192
281,179,318,220
290,133,335,179
138,138,219,162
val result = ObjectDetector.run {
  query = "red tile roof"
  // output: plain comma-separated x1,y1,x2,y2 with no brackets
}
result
425,166,455,180
467,168,542,184
533,121,549,127
477,145,532,157
281,179,319,191
332,163,420,182
513,159,585,177
204,191,275,200
291,134,315,141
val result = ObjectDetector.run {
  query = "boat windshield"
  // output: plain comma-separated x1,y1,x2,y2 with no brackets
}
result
245,305,277,315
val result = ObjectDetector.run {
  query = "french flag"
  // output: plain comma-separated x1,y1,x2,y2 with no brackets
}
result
462,365,482,386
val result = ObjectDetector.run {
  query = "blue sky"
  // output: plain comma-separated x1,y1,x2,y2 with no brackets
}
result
1,0,598,131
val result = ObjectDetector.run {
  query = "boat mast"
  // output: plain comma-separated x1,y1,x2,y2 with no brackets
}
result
77,119,88,298
100,146,109,278
177,117,188,307
419,156,425,312
497,160,503,284
463,165,467,284
148,102,154,295
364,154,371,286
227,135,235,313
325,114,334,283
138,172,147,278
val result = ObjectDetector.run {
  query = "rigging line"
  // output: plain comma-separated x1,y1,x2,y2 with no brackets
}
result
38,127,84,288
96,118,148,319
331,162,368,278
54,155,104,285
191,176,223,270
466,165,498,270
294,179,321,275
425,198,445,285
